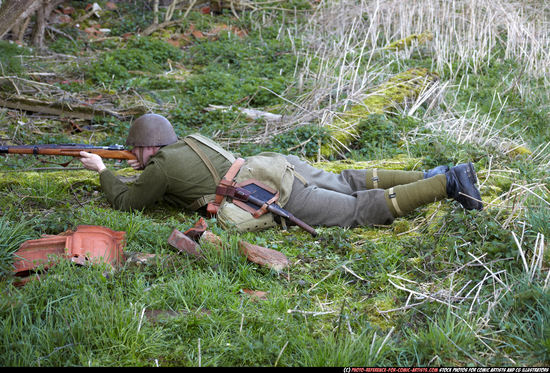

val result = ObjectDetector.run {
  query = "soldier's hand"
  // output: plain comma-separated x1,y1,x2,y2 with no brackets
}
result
127,159,143,170
79,151,106,173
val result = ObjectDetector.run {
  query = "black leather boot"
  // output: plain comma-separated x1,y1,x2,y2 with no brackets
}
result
445,163,483,210
424,165,450,179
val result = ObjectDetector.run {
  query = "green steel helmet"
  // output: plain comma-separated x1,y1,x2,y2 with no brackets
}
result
125,114,178,146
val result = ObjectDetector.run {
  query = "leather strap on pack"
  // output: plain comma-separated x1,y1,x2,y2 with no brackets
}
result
251,194,278,218
186,134,235,163
183,134,237,211
206,157,245,217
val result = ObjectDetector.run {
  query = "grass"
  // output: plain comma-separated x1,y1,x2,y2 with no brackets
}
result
0,0,549,367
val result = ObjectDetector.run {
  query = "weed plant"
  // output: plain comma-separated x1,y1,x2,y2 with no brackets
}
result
87,36,183,89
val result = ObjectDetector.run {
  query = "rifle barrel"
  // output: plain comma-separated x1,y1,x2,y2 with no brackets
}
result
0,144,136,160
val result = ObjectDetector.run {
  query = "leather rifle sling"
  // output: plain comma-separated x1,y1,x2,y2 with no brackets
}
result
206,157,245,216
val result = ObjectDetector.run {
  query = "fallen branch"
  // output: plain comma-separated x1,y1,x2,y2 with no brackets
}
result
386,279,459,308
141,19,180,37
384,31,433,51
0,93,147,120
205,104,282,122
72,2,102,25
286,309,335,316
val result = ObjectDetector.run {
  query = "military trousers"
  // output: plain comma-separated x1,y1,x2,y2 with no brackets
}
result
282,155,396,227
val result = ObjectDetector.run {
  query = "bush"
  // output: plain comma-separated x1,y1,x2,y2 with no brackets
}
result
349,114,419,159
87,37,183,86
170,30,300,130
271,125,331,157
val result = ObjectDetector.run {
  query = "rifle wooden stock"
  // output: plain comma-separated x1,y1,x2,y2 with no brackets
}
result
0,144,137,161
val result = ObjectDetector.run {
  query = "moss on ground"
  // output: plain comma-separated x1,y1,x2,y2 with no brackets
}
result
321,68,439,157
315,155,422,173
384,32,434,51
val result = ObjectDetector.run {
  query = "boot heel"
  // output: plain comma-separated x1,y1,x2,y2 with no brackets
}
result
467,162,478,184
446,163,483,211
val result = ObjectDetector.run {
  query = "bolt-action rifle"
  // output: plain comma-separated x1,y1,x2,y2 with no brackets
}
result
0,143,137,163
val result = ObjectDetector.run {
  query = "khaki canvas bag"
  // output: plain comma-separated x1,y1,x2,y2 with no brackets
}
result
217,153,296,232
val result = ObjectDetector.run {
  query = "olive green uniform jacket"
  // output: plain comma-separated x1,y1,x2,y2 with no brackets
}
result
99,138,233,211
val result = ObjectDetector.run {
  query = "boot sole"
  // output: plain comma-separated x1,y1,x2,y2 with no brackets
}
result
463,162,482,210
466,162,478,184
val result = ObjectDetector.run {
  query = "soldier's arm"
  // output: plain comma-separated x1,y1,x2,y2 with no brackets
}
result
99,161,168,211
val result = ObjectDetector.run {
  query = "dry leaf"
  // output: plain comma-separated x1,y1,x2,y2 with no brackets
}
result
241,289,268,301
191,30,205,39
61,6,75,15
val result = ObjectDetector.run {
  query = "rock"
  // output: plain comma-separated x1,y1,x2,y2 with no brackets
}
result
199,231,225,250
238,241,289,271
167,228,202,258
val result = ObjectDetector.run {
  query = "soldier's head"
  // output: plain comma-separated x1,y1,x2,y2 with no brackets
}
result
126,114,178,168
